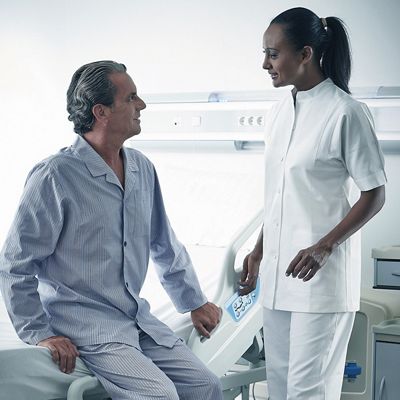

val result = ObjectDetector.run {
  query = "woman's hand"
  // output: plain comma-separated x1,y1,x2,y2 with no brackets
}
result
285,242,333,281
239,251,262,295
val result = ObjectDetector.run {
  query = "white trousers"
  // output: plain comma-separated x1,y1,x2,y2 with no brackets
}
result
263,308,355,400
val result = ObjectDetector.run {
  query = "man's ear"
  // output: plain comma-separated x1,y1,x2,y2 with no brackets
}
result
301,46,314,64
92,104,110,125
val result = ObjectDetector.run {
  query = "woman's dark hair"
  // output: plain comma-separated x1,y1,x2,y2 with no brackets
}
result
67,60,127,135
271,7,352,94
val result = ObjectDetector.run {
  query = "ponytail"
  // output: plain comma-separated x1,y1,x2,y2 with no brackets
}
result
271,8,352,94
322,17,352,94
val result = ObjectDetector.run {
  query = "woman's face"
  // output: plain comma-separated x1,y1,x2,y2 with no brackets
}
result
262,23,305,89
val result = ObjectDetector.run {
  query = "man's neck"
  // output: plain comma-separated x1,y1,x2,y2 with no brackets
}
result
83,131,122,165
83,131,125,187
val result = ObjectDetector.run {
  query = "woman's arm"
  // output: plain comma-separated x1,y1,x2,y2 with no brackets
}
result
286,185,385,281
239,226,264,295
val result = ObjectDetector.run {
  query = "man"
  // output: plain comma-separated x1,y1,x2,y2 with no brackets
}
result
0,60,223,399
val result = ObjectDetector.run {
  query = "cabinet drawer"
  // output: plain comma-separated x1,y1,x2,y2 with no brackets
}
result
374,260,400,289
374,341,400,399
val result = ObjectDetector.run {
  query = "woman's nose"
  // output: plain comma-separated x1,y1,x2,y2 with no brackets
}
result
262,56,270,70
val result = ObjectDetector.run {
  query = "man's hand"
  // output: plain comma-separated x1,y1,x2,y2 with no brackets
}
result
191,302,222,338
37,335,80,373
239,251,261,295
285,242,332,281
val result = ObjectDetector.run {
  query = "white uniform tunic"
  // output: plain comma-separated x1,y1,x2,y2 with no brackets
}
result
262,78,386,313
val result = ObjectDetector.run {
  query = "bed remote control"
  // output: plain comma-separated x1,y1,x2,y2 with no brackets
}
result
225,279,260,322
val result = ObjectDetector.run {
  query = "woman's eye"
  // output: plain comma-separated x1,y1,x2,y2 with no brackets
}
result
263,49,278,59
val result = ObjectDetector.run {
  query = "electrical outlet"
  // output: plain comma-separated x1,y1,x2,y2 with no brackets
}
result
238,116,247,126
256,116,265,126
238,115,265,127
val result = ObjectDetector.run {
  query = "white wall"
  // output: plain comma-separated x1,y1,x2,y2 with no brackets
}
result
1,0,400,286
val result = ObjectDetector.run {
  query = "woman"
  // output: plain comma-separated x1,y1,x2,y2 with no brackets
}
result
239,7,386,400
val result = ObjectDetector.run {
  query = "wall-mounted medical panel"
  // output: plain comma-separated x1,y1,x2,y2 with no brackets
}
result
134,89,400,145
135,101,276,141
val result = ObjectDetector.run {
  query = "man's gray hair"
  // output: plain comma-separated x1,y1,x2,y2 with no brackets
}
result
67,60,127,135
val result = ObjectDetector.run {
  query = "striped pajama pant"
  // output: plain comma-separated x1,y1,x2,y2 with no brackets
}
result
78,330,223,400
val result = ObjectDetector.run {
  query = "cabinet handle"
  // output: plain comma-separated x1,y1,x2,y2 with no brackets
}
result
391,273,400,277
378,376,385,400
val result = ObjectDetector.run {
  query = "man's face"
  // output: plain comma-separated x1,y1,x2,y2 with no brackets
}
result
107,72,146,139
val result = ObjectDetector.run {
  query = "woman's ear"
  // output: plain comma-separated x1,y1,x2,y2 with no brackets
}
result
301,46,314,64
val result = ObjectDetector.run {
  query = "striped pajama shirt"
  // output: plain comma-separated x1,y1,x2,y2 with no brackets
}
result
0,135,222,399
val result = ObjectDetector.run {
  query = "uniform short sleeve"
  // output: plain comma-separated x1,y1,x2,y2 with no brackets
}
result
339,102,387,191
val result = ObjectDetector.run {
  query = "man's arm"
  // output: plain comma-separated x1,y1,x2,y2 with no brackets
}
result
149,168,221,335
0,164,79,373
0,165,61,343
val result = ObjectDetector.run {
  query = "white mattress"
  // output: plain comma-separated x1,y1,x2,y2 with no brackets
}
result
0,297,108,400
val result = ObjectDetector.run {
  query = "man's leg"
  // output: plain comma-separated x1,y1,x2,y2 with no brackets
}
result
78,342,180,400
139,331,223,400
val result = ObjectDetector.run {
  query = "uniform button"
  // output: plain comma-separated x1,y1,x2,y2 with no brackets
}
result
123,241,127,247
280,157,284,162
125,282,129,287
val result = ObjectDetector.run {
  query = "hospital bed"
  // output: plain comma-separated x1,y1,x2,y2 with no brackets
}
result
2,213,400,400
0,91,397,400
0,210,266,400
